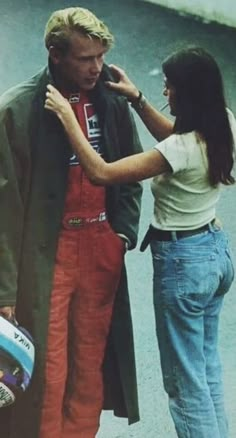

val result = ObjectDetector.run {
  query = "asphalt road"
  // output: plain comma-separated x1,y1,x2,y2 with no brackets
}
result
1,0,236,436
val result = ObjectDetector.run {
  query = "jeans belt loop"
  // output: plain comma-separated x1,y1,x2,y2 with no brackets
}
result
170,231,177,241
208,219,218,232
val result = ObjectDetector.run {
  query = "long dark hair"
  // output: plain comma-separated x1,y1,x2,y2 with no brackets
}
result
162,47,235,186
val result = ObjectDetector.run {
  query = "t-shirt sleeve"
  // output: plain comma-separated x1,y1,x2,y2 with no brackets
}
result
154,134,189,173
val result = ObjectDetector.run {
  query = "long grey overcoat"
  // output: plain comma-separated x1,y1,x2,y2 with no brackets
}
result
0,64,143,437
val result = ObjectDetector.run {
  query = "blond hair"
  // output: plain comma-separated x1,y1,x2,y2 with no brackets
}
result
44,7,114,53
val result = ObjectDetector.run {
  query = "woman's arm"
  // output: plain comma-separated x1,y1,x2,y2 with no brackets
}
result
106,64,174,141
45,85,171,185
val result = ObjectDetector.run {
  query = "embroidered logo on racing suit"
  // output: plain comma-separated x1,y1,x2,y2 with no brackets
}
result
68,93,80,103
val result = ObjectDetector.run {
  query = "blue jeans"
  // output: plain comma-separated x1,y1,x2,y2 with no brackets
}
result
150,224,234,438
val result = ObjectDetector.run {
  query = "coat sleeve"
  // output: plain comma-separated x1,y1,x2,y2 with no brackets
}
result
110,99,143,249
0,107,26,306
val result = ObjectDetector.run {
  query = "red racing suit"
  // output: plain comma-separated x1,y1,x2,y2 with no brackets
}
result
40,91,125,438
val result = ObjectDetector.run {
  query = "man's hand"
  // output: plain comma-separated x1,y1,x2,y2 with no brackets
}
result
106,64,140,102
0,306,15,320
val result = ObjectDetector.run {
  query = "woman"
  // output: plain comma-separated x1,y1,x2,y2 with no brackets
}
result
45,47,236,438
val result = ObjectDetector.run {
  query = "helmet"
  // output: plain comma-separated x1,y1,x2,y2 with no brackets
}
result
0,316,35,407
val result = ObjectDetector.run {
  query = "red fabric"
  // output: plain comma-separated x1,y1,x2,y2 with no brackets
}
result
62,90,105,217
39,92,124,438
40,224,124,438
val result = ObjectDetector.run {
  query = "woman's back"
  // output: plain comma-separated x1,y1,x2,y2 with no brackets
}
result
151,131,220,230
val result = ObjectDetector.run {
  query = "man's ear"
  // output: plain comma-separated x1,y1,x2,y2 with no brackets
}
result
48,46,62,65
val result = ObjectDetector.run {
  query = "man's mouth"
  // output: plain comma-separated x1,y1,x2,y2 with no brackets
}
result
86,77,98,83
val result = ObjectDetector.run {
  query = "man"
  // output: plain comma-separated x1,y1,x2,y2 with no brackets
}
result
0,7,142,438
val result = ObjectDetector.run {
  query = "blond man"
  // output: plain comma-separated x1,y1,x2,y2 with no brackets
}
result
0,7,142,438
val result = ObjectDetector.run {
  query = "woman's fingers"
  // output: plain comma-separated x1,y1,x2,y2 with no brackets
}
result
45,85,63,111
109,64,125,79
46,83,56,93
105,80,123,91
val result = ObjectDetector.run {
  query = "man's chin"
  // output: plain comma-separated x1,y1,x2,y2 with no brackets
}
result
71,80,98,92
84,81,97,90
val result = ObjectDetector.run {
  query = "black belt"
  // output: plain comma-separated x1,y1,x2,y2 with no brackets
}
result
140,222,213,251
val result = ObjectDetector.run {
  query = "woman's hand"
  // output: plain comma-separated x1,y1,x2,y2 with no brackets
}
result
45,84,73,122
106,64,140,101
0,306,15,320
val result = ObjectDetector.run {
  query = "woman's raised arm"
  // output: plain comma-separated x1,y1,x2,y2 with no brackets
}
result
45,85,171,185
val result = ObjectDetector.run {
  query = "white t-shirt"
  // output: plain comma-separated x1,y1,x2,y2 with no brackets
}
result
151,109,236,230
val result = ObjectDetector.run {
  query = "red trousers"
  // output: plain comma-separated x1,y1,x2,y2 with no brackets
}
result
39,221,124,438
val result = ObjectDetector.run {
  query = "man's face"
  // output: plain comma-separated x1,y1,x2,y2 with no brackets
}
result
50,32,108,91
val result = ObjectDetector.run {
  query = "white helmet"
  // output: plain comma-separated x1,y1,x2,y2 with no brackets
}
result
0,316,35,407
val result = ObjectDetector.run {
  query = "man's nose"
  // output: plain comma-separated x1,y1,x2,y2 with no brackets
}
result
91,57,103,73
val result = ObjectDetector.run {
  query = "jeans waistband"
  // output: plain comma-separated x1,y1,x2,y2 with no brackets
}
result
140,220,217,251
62,212,107,230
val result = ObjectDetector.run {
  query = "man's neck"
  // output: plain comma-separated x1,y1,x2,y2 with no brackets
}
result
48,60,80,93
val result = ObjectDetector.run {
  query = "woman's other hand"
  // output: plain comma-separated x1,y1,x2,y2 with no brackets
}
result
106,64,140,102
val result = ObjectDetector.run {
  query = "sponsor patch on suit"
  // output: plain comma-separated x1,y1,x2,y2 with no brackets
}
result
84,104,101,138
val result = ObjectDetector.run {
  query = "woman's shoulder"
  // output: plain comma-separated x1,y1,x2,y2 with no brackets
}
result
154,131,201,173
157,130,200,150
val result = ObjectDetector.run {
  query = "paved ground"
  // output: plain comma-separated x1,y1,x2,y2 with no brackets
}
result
1,0,236,436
